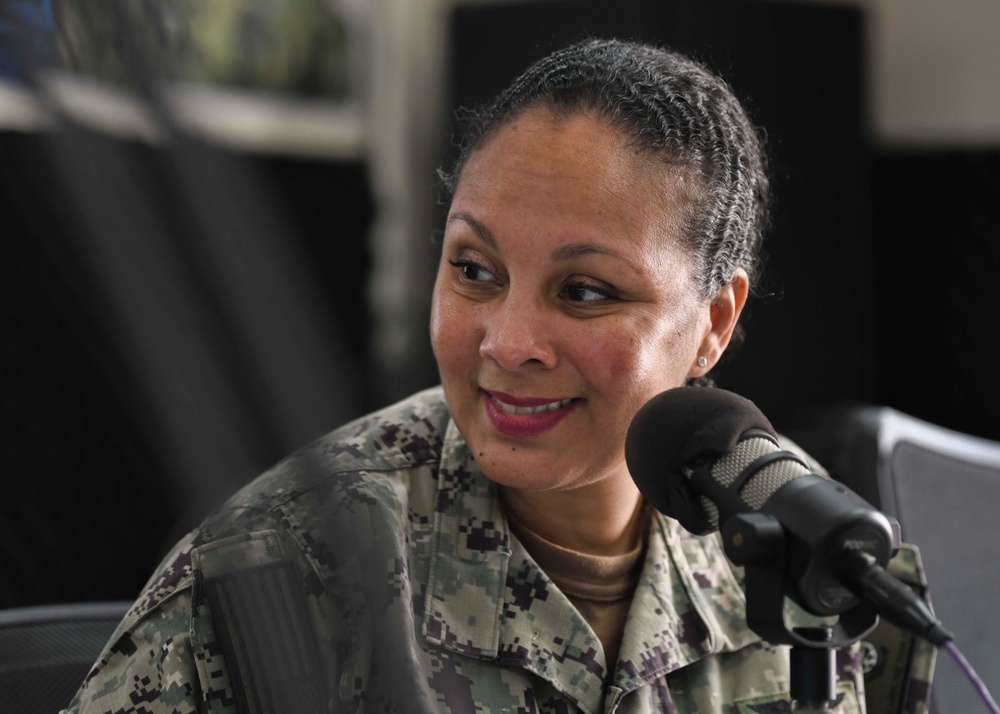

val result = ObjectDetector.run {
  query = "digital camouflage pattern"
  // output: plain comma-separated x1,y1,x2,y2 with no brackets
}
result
61,387,933,714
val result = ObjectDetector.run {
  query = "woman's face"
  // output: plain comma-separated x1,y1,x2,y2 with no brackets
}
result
431,107,718,494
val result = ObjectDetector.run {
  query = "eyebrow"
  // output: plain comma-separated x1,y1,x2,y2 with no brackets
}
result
449,211,640,271
449,212,498,250
550,243,640,271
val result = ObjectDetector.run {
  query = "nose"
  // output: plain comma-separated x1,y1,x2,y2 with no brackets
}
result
479,293,558,371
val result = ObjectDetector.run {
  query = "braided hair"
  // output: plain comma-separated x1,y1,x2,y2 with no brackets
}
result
439,38,771,369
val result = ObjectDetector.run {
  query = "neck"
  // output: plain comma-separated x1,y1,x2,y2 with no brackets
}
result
498,477,645,556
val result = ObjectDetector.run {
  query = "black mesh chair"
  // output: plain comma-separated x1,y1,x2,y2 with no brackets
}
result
787,406,1000,713
0,601,131,714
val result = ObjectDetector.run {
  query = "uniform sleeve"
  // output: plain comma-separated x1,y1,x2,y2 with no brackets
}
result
61,590,205,714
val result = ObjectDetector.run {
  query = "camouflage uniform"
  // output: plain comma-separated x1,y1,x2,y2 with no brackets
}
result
62,387,932,714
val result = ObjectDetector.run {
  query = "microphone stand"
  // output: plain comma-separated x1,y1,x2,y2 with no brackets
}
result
788,627,836,713
723,514,880,713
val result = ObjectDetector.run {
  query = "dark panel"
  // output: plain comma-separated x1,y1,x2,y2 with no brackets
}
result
708,1,875,428
0,128,377,608
255,154,376,408
871,151,1000,441
0,131,178,606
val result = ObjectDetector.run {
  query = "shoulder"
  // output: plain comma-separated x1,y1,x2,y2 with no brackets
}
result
65,388,456,712
230,385,450,506
166,386,451,540
306,385,451,471
122,389,452,634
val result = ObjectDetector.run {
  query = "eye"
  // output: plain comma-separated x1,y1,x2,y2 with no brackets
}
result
563,281,616,303
448,258,498,284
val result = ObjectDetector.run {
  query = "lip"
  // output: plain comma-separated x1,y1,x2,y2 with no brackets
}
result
481,389,580,437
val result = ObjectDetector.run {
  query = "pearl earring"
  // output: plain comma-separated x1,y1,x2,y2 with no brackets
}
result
697,356,708,368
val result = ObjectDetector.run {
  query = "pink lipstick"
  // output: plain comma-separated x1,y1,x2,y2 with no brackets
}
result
481,390,580,437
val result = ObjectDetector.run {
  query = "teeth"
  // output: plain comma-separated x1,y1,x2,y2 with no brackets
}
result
494,396,573,416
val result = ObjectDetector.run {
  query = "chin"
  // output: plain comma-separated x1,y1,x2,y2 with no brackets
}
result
469,444,561,490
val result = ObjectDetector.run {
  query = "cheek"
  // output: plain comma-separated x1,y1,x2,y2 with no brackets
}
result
580,321,693,398
582,332,642,389
428,293,447,357
430,291,478,373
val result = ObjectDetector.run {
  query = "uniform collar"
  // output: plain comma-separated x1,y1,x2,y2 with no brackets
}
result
421,418,510,656
422,418,760,712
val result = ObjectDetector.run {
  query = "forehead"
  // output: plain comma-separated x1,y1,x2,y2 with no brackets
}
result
463,107,656,192
451,107,699,255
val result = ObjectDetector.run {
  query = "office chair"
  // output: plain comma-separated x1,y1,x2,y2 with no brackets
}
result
0,600,131,714
787,405,1000,713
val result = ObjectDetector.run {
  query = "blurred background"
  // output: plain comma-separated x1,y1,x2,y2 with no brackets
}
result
1,0,998,609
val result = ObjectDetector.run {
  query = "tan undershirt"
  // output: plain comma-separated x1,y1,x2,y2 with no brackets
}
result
504,506,647,672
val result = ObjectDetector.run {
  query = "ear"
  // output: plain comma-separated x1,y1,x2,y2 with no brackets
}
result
688,268,750,378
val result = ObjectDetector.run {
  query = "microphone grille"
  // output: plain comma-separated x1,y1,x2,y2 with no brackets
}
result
711,436,812,510
699,496,720,529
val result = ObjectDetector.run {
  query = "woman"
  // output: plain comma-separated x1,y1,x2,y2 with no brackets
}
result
64,39,871,714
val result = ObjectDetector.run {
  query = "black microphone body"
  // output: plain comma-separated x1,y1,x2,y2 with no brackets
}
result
625,386,951,646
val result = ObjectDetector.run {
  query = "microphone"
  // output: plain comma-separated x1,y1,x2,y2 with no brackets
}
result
624,386,952,646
